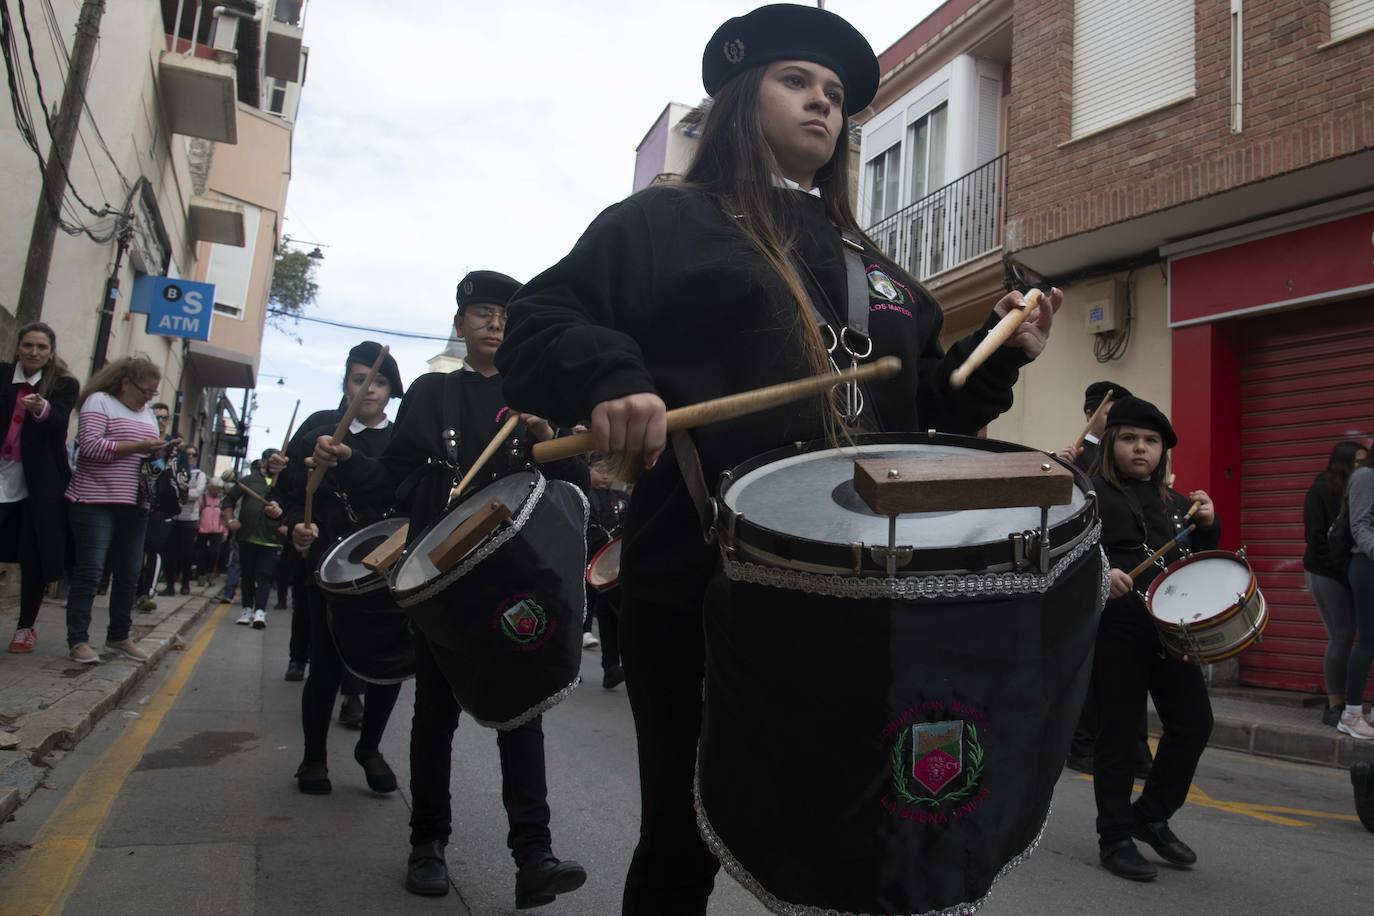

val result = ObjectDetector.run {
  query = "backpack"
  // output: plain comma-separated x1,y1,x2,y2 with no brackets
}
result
152,466,188,518
1329,506,1354,571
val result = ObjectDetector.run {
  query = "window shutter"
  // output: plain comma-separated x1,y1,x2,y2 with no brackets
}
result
1331,0,1374,41
1072,0,1195,139
976,75,1001,166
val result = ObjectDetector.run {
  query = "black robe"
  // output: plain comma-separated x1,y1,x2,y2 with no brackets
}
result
0,364,77,581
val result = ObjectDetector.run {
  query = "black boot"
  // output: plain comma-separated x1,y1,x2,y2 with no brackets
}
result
515,854,587,910
338,694,364,729
602,665,625,690
284,660,306,682
294,760,331,795
1351,762,1374,833
1100,841,1157,881
355,745,397,793
1132,817,1197,866
405,841,450,896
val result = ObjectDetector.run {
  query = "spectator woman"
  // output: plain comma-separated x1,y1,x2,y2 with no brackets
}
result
1303,441,1368,725
64,357,179,664
196,479,228,585
3,322,79,653
1339,448,1374,740
163,445,207,595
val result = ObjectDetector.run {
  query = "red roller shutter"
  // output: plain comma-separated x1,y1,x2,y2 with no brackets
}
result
1237,297,1374,692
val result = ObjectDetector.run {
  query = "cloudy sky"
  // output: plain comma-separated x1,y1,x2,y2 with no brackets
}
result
245,0,941,454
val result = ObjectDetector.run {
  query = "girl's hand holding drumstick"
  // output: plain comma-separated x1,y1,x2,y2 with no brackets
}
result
950,287,1063,390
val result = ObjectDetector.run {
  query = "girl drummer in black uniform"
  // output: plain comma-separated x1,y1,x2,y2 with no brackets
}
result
283,342,406,796
496,5,1061,912
1088,396,1218,882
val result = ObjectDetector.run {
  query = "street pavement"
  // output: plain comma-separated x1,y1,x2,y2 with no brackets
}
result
0,599,1370,916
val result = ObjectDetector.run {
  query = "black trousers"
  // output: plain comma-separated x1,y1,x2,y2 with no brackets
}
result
596,588,622,670
1091,598,1213,846
289,553,312,665
1069,686,1152,765
238,542,281,610
300,581,399,763
194,532,223,578
619,579,721,916
137,515,171,596
408,628,552,864
276,546,295,608
0,499,49,628
161,520,196,591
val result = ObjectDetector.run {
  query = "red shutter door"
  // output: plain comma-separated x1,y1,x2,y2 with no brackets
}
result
1237,297,1374,691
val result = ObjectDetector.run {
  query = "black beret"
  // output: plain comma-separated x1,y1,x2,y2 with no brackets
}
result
702,4,879,113
1105,396,1177,449
1084,380,1132,413
346,340,405,398
456,270,521,313
259,448,278,461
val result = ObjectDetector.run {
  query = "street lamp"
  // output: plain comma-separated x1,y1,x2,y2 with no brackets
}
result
285,238,329,261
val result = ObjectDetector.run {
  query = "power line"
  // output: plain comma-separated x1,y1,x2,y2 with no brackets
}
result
38,0,128,190
267,308,455,342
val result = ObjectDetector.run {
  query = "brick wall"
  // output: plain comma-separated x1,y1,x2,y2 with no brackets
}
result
1004,0,1374,253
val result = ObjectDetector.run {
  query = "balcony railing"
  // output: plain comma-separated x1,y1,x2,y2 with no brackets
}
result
865,153,1006,281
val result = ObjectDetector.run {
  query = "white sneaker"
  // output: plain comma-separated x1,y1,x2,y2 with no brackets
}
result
236,608,253,626
103,639,149,663
252,609,267,630
582,631,599,650
1338,710,1374,740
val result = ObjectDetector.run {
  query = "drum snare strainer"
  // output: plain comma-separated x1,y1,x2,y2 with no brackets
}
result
1145,549,1268,663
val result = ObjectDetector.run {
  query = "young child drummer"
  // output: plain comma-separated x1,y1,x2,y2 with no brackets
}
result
1090,396,1218,881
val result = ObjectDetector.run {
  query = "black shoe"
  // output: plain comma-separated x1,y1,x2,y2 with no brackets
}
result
295,761,331,795
1351,761,1374,832
1099,841,1158,881
274,601,288,610
1065,753,1093,774
515,855,587,910
161,587,175,597
1325,705,1345,727
405,841,450,896
602,664,625,690
1132,817,1197,866
338,695,364,729
180,583,191,595
355,746,398,794
1134,758,1154,780
284,661,307,682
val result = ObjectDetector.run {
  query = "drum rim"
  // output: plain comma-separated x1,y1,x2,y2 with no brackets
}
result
586,535,621,590
317,516,411,596
715,432,1097,577
1158,591,1268,663
1146,550,1259,632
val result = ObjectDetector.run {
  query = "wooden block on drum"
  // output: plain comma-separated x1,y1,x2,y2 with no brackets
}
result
853,452,1073,515
361,524,411,574
426,499,512,572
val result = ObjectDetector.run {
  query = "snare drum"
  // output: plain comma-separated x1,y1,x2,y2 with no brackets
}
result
585,536,621,592
698,433,1106,916
390,470,589,730
316,517,414,684
1146,550,1268,663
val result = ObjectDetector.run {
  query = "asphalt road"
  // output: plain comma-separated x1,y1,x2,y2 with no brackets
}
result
1,600,1369,916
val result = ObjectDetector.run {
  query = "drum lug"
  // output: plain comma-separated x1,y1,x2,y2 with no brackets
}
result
850,542,863,576
1236,545,1247,560
1010,530,1039,572
870,544,913,575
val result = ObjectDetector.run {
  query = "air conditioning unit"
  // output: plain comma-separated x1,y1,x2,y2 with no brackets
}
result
1082,279,1126,334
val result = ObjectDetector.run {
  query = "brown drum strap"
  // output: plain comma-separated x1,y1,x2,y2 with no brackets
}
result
672,430,714,543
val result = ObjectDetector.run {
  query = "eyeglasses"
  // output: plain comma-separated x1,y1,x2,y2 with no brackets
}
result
466,305,506,325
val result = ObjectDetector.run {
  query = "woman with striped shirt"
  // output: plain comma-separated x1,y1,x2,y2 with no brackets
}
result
64,357,180,665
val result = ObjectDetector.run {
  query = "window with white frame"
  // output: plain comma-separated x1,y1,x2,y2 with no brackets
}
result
267,78,288,115
1071,0,1195,139
1330,0,1374,42
908,103,948,203
206,201,261,320
867,143,902,223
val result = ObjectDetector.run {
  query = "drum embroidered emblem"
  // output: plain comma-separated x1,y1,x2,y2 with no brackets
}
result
910,721,964,793
867,268,905,304
500,597,548,644
883,704,987,817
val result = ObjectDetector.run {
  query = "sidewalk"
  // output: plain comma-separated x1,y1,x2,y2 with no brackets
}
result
1150,686,1374,770
0,584,221,823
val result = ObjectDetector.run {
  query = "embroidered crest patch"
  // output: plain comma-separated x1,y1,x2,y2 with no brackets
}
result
723,39,745,64
880,701,989,821
867,267,905,304
463,279,474,294
499,597,547,645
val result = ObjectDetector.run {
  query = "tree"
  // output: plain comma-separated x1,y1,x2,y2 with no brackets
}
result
268,235,319,338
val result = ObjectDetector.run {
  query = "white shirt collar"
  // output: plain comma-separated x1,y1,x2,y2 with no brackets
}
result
349,416,390,434
12,364,41,385
774,175,822,198
1084,433,1100,445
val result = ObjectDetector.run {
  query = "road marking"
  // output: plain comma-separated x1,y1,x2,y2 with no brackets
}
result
1071,774,1361,828
0,601,230,916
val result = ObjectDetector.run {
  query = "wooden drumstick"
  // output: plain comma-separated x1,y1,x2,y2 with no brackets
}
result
280,399,301,454
304,346,389,527
1184,499,1202,520
450,413,522,503
530,356,903,464
1127,524,1196,580
235,482,268,504
949,289,1044,390
1073,388,1113,451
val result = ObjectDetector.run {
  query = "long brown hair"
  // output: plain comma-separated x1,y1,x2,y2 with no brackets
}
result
1091,425,1172,501
12,321,73,399
79,357,161,409
675,65,872,442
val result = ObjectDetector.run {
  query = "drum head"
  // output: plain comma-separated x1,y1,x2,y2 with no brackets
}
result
318,516,410,594
392,471,537,594
587,537,621,590
1149,554,1253,625
721,440,1088,550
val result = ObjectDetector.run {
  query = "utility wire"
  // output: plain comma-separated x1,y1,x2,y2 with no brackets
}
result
38,0,128,190
267,308,455,342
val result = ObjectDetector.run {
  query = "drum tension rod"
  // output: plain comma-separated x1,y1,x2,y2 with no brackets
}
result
1038,505,1051,575
871,514,913,577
